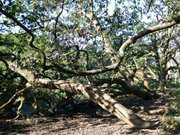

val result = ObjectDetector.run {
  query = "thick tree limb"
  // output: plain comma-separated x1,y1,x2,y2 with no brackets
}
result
92,78,159,100
1,6,179,76
51,61,119,75
35,78,154,128
0,6,180,76
119,17,180,58
6,60,154,128
51,16,180,75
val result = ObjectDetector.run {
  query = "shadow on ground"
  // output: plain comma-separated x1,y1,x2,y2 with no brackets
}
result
0,94,171,135
0,119,31,134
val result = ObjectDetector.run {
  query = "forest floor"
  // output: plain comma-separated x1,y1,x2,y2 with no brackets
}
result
0,89,179,135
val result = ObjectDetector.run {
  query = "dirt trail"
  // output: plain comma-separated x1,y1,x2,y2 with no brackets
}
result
1,94,175,135
0,115,163,135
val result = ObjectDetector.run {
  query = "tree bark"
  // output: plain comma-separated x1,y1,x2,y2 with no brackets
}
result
34,78,152,128
92,78,159,100
7,61,153,128
158,72,167,91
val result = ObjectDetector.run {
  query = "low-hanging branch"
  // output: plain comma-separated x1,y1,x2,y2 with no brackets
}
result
6,60,156,128
49,15,180,76
1,6,180,76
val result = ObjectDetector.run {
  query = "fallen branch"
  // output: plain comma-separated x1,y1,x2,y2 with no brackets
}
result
0,88,26,110
6,60,154,128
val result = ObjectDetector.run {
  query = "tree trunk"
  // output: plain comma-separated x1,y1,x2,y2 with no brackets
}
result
158,70,167,91
34,79,152,128
7,61,153,128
